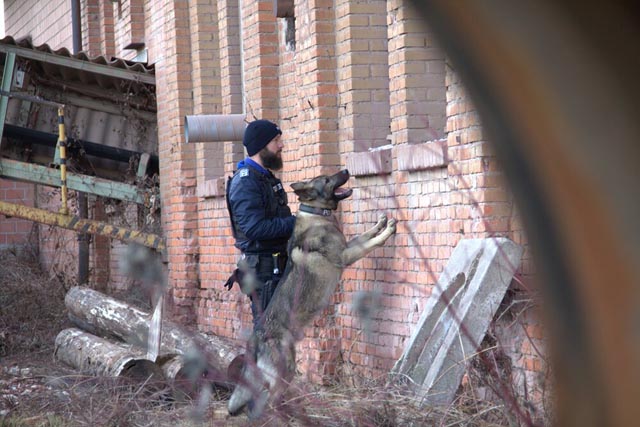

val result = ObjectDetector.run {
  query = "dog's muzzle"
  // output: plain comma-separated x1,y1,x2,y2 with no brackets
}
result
332,169,353,200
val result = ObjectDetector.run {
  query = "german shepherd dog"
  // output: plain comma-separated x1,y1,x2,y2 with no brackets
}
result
228,169,397,417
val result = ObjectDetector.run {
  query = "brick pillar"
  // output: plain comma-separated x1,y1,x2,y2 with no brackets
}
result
81,0,101,55
218,0,245,174
446,68,512,238
281,0,342,382
113,0,145,58
288,0,339,180
189,0,223,183
219,0,243,117
336,0,390,153
387,0,445,145
151,0,198,323
241,0,279,119
446,67,543,414
0,180,35,250
83,0,116,57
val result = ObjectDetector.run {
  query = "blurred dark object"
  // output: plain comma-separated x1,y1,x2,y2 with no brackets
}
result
410,1,640,426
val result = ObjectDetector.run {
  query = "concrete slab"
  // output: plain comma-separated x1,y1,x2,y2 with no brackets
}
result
391,238,523,405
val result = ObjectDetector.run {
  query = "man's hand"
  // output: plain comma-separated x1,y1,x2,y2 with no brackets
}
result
224,269,240,290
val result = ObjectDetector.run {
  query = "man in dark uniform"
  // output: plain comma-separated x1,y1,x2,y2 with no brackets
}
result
226,119,295,328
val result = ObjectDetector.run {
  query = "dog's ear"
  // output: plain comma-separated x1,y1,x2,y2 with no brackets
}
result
291,181,316,201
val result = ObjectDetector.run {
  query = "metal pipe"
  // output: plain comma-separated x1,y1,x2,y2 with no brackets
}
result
184,114,246,143
57,107,69,215
3,124,159,171
0,200,165,251
71,0,91,290
71,0,82,54
0,89,64,108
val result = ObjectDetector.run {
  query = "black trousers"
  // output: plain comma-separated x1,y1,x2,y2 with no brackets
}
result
246,253,286,328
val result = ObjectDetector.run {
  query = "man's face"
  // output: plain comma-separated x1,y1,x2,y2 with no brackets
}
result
259,134,283,171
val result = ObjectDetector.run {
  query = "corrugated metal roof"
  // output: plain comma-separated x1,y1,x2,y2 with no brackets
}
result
0,36,158,181
0,36,155,88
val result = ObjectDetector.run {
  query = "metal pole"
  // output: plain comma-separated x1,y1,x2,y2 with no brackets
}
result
57,107,69,215
71,0,82,55
71,0,90,285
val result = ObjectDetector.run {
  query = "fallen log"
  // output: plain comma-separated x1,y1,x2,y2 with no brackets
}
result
54,328,164,381
65,286,240,386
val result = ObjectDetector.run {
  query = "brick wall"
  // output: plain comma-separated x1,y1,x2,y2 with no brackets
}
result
34,187,79,285
114,0,145,59
4,0,72,49
151,0,199,323
0,179,36,249
2,0,548,412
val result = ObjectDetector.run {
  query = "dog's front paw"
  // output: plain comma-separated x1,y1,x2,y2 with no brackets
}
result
376,214,388,229
387,218,397,234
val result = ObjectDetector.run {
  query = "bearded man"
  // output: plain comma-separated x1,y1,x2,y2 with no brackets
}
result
225,120,295,328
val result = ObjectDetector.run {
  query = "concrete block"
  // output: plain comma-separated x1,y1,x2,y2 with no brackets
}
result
392,238,523,405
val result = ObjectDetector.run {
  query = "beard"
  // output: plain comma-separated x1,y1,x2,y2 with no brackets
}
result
259,148,283,171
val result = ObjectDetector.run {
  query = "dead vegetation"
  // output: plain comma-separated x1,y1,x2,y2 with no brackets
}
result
1,247,545,426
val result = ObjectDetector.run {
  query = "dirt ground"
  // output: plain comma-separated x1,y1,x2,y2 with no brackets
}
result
0,248,241,426
0,248,521,426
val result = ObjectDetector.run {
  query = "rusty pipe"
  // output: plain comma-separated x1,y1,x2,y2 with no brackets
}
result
0,200,165,251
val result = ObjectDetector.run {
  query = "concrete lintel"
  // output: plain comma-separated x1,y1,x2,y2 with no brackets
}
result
392,238,523,405
345,147,393,177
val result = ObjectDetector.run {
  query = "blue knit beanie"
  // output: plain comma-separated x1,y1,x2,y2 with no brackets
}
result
243,120,282,156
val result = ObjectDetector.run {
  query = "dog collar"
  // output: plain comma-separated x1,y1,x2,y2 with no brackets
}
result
299,204,333,217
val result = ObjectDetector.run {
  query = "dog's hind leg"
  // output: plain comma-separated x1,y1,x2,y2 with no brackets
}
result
248,337,296,418
228,359,265,416
228,336,296,418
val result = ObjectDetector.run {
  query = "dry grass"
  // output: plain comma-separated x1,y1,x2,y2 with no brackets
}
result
0,247,68,358
0,247,544,426
256,377,517,427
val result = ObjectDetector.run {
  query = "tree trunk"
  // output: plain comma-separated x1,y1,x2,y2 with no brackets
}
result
54,328,164,381
65,286,240,386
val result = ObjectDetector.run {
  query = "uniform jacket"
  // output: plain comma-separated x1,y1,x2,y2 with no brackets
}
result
227,159,295,253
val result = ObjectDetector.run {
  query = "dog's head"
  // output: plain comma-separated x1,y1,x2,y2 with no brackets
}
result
290,169,353,210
